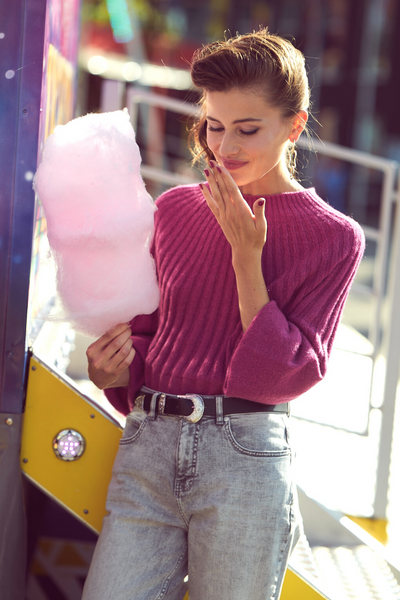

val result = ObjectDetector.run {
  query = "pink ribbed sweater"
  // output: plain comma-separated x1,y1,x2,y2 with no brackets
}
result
105,184,365,416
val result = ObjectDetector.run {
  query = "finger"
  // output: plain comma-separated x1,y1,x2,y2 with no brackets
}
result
111,346,136,384
204,167,226,212
102,327,133,363
199,182,220,217
104,322,132,340
117,344,136,371
253,198,267,236
92,336,133,382
87,326,132,368
212,163,252,216
88,322,131,356
88,343,135,389
208,161,232,208
107,336,134,372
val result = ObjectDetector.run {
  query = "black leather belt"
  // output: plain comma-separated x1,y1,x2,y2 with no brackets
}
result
135,388,289,423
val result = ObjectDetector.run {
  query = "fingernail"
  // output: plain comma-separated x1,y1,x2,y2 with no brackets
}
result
199,183,204,190
216,165,222,173
209,160,215,168
204,169,210,177
257,199,265,207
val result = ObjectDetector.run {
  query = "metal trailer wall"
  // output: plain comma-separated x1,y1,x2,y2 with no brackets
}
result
0,0,47,596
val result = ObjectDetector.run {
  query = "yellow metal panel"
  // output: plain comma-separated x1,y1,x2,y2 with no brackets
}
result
21,355,123,533
347,516,388,545
281,567,328,599
181,567,328,600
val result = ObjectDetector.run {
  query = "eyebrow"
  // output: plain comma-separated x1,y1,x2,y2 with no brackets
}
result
206,116,263,124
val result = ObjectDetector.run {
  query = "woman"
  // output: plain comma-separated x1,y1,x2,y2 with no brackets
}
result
83,29,364,600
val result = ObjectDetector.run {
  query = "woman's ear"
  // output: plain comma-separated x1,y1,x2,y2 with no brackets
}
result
289,110,308,142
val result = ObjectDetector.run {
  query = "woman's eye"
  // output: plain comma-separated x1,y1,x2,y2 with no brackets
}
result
207,125,259,135
241,129,259,136
207,125,224,132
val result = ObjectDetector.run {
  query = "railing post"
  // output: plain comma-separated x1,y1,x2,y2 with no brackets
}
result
370,164,398,350
373,172,400,518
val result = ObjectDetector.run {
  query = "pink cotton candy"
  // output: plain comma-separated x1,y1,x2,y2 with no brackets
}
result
33,109,159,337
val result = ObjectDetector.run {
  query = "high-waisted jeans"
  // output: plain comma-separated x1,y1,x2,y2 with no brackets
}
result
82,402,302,600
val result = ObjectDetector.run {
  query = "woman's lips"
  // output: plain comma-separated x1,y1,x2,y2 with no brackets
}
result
221,158,248,170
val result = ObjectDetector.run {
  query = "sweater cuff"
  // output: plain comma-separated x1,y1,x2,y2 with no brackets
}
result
224,300,314,404
103,386,130,416
103,346,146,416
224,301,279,402
128,348,145,398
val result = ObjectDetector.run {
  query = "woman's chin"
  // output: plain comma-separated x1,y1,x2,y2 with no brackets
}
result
228,172,247,187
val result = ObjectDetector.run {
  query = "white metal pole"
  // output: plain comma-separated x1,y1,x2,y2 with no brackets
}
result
373,171,400,518
370,165,398,350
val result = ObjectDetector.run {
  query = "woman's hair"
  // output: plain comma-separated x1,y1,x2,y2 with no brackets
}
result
188,28,310,170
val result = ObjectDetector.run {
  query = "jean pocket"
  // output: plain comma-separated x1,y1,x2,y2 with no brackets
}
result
119,408,148,446
224,413,291,457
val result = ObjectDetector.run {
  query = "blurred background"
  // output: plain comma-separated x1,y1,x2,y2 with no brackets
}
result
77,0,400,218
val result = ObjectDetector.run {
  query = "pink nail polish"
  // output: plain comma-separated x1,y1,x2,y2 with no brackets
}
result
257,199,265,207
209,160,215,168
216,165,222,173
204,169,210,176
199,183,204,190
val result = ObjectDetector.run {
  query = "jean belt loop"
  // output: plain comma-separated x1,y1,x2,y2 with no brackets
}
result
215,395,224,425
148,393,158,420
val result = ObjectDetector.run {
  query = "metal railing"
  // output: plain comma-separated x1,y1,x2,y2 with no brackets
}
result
297,136,398,354
128,88,201,187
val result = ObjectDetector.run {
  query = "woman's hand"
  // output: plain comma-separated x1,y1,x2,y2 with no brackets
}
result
86,323,135,389
200,162,270,332
200,161,267,264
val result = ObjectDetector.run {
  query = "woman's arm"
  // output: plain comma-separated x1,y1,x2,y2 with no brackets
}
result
232,249,269,332
200,164,269,331
223,226,365,403
201,165,365,403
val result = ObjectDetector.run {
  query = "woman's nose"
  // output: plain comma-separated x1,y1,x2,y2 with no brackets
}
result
219,132,240,156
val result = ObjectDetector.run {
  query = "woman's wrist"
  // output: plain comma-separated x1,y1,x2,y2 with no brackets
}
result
232,252,270,331
102,366,131,389
231,247,263,271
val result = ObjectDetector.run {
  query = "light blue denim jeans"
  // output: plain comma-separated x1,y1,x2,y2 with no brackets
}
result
82,400,302,600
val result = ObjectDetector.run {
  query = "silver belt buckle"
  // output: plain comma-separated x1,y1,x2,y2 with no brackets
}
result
179,394,205,423
135,395,145,410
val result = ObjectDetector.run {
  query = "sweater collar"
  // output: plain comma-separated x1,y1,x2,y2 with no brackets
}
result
199,183,316,206
242,187,316,205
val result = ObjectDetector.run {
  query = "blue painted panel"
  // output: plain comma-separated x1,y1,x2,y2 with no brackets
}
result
0,3,24,374
0,0,47,412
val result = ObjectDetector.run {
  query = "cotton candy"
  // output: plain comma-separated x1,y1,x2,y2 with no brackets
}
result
33,109,159,337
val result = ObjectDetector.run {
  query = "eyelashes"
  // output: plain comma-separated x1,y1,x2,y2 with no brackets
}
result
207,125,259,136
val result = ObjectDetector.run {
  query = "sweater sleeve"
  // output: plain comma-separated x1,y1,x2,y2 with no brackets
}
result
224,221,365,404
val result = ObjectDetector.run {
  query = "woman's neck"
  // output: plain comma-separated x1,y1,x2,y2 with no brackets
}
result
239,162,305,197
